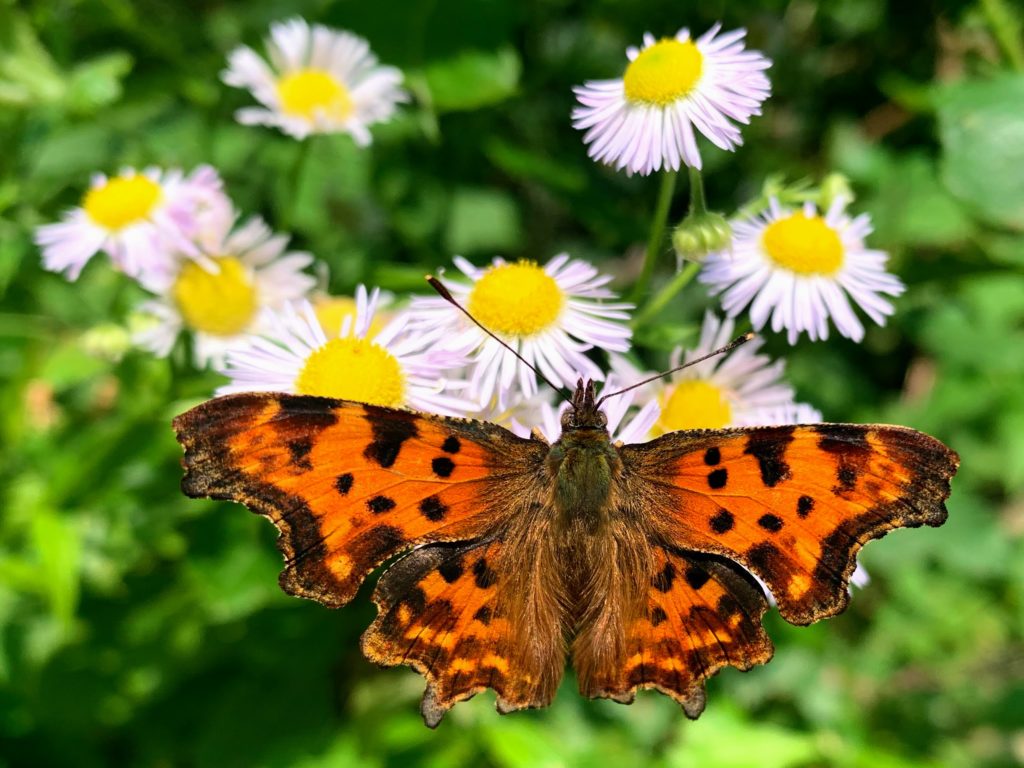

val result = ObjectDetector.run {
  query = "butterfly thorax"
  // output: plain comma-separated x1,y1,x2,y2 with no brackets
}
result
547,380,620,532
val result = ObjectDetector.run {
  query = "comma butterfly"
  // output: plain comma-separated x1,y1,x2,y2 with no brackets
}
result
173,372,958,726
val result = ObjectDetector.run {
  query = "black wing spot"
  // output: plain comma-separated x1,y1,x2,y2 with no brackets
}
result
707,468,728,489
419,495,448,522
684,565,710,590
442,436,461,454
743,427,794,487
652,562,676,592
438,559,464,584
703,447,721,466
277,395,339,427
815,424,870,454
367,495,397,514
473,558,497,588
473,606,492,625
403,586,428,615
836,465,859,492
757,514,784,532
352,525,405,567
288,438,313,470
363,409,419,468
717,594,740,616
746,542,784,575
797,495,815,517
335,472,354,495
432,457,455,478
650,606,668,627
710,509,734,534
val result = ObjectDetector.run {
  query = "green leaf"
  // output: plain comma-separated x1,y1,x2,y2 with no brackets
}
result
938,73,1024,231
481,718,567,768
0,13,65,108
423,47,520,113
32,508,81,626
863,153,973,247
485,139,587,193
66,52,133,115
444,188,522,254
39,339,111,390
666,706,820,768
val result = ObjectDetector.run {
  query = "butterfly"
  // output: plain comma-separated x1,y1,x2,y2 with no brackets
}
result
173,378,958,727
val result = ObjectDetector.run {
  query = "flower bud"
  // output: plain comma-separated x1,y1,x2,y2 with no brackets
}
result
818,173,854,210
80,323,131,362
672,211,732,263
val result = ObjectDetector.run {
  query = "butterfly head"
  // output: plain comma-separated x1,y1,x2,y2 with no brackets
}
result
561,379,608,431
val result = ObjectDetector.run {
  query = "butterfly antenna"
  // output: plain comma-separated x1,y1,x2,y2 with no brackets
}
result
425,275,573,406
595,332,756,407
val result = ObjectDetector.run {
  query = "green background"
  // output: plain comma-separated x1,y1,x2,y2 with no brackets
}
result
2,0,1024,765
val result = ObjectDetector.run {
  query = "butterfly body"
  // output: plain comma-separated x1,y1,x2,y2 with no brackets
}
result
173,382,958,727
548,417,620,531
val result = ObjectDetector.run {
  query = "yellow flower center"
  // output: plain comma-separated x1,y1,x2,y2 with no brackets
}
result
314,296,385,339
654,379,733,434
467,261,564,338
172,257,258,336
82,174,162,231
762,213,845,276
277,69,354,121
295,337,405,406
623,39,703,106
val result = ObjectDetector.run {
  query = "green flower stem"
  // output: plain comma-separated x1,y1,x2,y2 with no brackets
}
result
687,165,707,216
285,137,314,230
631,261,700,328
630,170,677,304
981,0,1024,71
631,166,706,326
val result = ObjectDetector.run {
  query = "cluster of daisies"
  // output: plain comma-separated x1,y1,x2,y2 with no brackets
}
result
35,17,901,458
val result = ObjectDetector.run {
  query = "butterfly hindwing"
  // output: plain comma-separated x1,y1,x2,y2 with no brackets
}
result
577,546,773,717
363,536,564,727
173,392,547,608
620,423,959,625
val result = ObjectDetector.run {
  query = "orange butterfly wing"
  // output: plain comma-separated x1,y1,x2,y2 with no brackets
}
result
173,392,547,608
620,424,959,626
362,537,563,726
575,423,958,713
579,546,773,716
176,395,958,724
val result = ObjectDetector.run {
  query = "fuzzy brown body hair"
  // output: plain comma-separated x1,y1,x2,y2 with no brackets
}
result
496,427,655,706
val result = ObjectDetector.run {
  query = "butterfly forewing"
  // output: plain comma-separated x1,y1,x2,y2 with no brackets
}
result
619,423,959,625
173,392,547,608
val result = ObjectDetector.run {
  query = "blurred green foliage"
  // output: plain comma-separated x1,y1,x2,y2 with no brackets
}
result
2,0,1023,765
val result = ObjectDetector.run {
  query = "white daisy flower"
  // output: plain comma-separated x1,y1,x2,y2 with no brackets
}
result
218,290,470,416
134,215,315,366
610,312,820,438
35,165,224,281
222,18,408,143
700,197,905,344
572,24,771,175
309,291,392,340
409,254,634,409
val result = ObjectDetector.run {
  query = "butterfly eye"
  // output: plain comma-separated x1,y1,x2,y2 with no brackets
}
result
560,407,576,430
